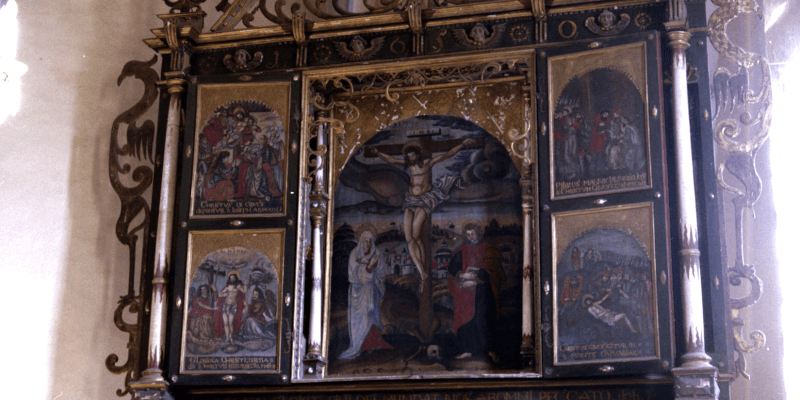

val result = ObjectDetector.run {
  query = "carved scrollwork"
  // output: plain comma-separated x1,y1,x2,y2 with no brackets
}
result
352,60,522,102
106,56,160,397
183,0,521,33
304,59,528,185
305,87,360,181
709,0,770,381
509,89,532,168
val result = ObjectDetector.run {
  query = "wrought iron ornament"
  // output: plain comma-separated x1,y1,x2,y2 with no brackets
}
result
106,56,160,397
708,0,769,381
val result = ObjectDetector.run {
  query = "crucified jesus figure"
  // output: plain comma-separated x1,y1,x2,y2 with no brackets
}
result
365,137,475,292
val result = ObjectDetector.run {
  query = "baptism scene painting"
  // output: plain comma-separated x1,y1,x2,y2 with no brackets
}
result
550,67,651,199
552,206,658,365
327,115,526,378
190,100,286,217
181,230,284,374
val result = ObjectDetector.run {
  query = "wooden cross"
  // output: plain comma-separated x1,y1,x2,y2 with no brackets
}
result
365,128,482,342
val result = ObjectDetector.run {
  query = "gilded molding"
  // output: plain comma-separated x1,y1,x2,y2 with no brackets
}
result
708,0,770,381
106,56,160,397
292,12,309,67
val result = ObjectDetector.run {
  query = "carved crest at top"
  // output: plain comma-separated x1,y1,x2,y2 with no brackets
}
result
585,10,630,37
453,23,506,50
334,36,385,62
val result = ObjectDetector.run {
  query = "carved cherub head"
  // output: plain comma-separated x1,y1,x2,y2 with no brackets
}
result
469,23,490,43
598,10,616,29
350,36,367,54
234,49,251,67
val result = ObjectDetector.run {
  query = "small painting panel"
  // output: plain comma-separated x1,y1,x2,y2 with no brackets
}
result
190,82,292,218
548,43,651,199
327,115,525,378
181,229,285,374
552,204,658,365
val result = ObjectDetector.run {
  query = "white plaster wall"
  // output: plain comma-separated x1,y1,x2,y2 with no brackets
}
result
0,1,163,398
0,0,793,399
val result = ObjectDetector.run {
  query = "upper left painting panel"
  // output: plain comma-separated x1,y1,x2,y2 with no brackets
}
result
190,82,292,218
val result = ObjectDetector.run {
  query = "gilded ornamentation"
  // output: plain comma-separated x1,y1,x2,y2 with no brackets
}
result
557,20,578,40
223,49,264,72
211,0,259,31
303,85,359,181
509,24,531,44
352,60,520,103
708,0,770,381
390,36,407,55
633,12,652,30
508,89,532,168
334,35,385,62
313,44,332,63
585,10,630,37
429,28,447,54
106,56,160,397
306,57,529,183
265,50,280,69
453,23,506,50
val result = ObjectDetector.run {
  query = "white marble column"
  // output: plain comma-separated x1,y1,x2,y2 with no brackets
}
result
129,75,184,400
304,111,329,375
520,176,535,358
667,12,719,398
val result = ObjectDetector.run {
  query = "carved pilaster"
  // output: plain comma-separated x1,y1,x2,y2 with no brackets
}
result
408,0,424,56
531,0,546,43
292,13,308,67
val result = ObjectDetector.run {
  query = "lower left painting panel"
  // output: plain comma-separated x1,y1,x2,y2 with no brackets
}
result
180,229,285,374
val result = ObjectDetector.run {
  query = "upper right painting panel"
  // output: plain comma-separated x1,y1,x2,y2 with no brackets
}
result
548,42,652,200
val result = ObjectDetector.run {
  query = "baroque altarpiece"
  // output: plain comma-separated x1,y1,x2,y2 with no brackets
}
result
106,0,771,399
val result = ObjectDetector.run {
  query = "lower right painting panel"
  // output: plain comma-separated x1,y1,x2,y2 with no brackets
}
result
552,203,659,365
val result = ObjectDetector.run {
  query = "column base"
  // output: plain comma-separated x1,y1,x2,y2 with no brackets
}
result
129,370,174,400
672,363,719,400
303,350,327,378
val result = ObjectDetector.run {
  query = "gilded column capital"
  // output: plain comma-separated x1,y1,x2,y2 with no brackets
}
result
164,76,187,95
667,30,692,51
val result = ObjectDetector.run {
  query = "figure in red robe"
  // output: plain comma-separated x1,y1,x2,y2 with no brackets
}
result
447,223,505,361
214,271,247,343
589,110,612,174
188,284,216,341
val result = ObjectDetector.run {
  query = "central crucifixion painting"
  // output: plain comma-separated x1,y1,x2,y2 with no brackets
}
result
328,115,525,377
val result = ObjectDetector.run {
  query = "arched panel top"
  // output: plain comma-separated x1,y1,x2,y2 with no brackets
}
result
329,79,531,188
